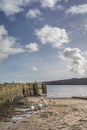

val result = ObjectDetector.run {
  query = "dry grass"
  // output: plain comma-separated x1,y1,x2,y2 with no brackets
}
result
0,83,46,106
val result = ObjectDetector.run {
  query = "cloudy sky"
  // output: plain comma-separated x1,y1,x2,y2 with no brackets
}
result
0,0,87,83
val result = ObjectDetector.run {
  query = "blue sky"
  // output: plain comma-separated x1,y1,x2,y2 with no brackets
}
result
0,0,87,83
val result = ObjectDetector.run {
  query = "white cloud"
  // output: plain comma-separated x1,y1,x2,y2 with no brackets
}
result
66,4,87,15
40,0,61,9
56,5,65,11
0,25,25,61
0,0,31,16
32,66,39,71
25,43,39,52
26,8,41,18
82,50,87,56
60,47,86,75
0,25,39,61
0,0,66,17
35,25,69,48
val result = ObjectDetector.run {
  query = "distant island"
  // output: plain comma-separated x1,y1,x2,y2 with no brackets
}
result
45,78,87,85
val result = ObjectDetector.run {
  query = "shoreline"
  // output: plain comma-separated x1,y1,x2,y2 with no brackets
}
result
0,97,87,130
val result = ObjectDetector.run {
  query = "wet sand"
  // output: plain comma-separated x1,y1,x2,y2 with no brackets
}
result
0,97,87,130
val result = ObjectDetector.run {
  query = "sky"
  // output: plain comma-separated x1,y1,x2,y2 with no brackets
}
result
0,0,87,83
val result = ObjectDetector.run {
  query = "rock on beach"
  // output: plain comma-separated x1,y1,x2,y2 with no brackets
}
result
0,97,87,130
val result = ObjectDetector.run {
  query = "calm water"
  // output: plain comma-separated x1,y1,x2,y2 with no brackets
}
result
47,85,87,98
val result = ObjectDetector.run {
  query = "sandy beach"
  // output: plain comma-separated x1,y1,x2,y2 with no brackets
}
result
0,97,87,130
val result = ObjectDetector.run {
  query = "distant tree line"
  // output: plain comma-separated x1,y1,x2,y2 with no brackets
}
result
45,78,87,85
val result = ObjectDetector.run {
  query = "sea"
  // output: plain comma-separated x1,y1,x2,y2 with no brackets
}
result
47,85,87,98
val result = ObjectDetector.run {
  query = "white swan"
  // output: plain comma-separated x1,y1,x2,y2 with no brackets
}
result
38,103,43,109
30,105,35,111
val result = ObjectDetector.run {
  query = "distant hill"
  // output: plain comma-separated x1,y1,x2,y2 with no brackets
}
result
45,78,87,85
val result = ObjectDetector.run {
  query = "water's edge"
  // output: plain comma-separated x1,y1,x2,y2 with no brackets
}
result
47,85,87,98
